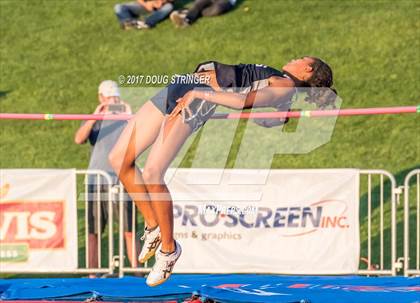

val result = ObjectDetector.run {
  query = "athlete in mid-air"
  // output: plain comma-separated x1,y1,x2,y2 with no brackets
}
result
109,57,337,286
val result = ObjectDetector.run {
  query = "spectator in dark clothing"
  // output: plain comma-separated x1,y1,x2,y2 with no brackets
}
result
114,0,174,30
170,0,236,27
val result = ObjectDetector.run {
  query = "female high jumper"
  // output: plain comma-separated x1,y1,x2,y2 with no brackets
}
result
109,57,337,286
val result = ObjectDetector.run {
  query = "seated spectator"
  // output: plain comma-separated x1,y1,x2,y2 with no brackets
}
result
170,0,236,27
114,0,174,30
74,80,138,276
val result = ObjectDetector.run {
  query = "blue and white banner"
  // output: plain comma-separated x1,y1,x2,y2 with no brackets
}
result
167,169,360,274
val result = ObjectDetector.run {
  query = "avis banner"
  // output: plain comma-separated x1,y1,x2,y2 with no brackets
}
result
0,169,77,272
167,169,360,274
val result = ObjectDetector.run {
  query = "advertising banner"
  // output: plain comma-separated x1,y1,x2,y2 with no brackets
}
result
0,169,77,272
168,169,360,274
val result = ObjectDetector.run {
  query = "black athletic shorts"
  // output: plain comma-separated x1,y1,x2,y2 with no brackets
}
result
150,77,217,132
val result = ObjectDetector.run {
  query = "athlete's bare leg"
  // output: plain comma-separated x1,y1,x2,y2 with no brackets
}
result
109,101,164,228
142,115,193,253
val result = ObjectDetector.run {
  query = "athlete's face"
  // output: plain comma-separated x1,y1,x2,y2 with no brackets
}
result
282,57,315,82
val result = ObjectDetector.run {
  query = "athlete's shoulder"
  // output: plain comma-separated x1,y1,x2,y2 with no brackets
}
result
268,75,295,88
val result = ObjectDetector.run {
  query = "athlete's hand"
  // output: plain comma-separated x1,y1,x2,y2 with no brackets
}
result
178,90,196,118
168,91,196,120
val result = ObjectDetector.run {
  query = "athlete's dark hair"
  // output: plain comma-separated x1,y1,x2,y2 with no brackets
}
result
304,57,337,108
254,57,337,128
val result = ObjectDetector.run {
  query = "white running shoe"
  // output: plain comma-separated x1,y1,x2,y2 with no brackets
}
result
138,226,161,263
146,241,182,287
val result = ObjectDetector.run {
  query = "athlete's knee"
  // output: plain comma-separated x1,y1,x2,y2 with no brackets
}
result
142,166,164,184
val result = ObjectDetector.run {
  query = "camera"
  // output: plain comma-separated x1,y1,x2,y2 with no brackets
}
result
108,104,125,113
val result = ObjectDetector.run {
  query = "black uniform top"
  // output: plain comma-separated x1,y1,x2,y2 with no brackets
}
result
194,61,290,93
194,61,296,115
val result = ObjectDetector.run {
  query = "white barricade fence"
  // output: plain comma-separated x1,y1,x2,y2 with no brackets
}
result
358,170,399,276
0,169,78,273
404,168,420,276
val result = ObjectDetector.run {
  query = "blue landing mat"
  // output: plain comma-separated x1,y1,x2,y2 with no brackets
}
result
0,275,419,303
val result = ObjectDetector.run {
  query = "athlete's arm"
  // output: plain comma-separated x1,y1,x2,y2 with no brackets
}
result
188,76,294,109
168,77,294,120
193,90,245,109
245,76,295,108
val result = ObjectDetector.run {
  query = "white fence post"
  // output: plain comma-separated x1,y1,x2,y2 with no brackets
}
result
76,169,114,276
358,170,399,276
403,169,420,276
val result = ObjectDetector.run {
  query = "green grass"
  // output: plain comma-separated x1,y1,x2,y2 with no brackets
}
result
0,0,419,276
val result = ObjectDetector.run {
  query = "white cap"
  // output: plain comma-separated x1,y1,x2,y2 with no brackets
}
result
98,80,120,97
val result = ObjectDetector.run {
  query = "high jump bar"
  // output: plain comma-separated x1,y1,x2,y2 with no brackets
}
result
0,105,418,121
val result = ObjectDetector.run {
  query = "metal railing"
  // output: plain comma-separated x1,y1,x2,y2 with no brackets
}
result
88,169,419,277
75,170,114,276
358,170,399,276
404,168,420,276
